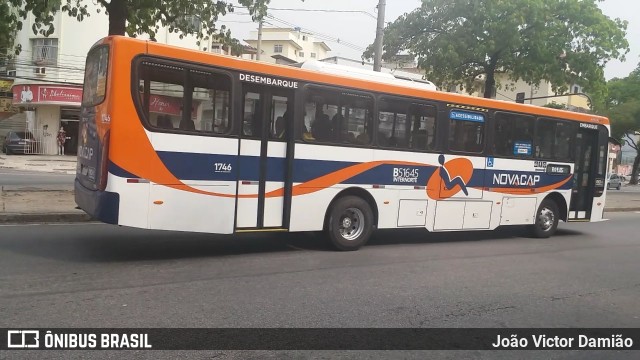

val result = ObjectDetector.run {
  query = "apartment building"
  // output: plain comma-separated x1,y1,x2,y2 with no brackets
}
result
244,28,331,65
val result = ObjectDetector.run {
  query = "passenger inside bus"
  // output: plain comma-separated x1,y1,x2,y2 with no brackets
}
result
311,109,332,141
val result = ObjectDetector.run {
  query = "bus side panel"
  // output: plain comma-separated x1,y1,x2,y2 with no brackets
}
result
371,148,439,230
106,173,149,229
289,144,374,232
146,132,238,234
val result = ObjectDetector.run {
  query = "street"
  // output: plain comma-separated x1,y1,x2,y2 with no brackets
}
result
1,213,640,358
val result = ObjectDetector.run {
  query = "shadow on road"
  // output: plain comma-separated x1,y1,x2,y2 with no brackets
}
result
0,222,587,264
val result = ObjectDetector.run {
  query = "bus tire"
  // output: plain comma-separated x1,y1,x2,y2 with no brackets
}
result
529,199,559,238
326,196,374,251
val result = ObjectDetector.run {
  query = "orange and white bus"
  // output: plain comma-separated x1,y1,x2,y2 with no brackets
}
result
75,36,610,251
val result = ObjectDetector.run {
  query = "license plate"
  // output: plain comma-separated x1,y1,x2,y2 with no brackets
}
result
18,141,26,144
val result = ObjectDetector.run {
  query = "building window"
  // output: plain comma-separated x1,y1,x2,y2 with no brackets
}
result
311,52,316,58
302,35,308,41
31,38,58,66
573,85,580,94
299,52,305,58
274,44,283,53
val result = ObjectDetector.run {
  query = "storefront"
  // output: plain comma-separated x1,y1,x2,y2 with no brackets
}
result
11,83,82,155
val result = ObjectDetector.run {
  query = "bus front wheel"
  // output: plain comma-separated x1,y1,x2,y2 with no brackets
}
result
529,199,559,238
326,196,374,251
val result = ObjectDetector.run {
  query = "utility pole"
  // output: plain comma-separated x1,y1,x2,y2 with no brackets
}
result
373,0,386,72
256,19,263,61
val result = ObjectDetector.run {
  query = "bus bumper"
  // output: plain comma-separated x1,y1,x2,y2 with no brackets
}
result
74,178,120,225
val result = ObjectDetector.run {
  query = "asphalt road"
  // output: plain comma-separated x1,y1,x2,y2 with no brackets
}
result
0,169,75,186
1,214,639,359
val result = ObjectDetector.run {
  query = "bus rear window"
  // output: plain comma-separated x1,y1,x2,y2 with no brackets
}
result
82,46,109,106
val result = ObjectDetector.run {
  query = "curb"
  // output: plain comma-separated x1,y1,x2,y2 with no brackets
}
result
604,207,640,213
0,212,93,224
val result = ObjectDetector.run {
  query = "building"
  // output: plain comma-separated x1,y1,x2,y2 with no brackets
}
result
447,73,591,112
1,3,253,155
244,28,331,65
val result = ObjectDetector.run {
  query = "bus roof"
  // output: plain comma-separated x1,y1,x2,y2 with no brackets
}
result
104,36,610,126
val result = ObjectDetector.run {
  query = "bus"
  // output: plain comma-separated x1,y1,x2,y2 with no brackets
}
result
75,36,610,251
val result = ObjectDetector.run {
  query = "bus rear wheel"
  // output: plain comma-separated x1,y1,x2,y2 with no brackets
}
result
529,199,559,238
326,196,374,251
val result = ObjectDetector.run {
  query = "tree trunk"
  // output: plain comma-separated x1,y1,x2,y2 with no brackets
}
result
484,69,496,99
108,0,128,36
630,151,640,185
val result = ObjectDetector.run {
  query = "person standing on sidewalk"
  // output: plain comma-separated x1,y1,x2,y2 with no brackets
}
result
57,126,67,155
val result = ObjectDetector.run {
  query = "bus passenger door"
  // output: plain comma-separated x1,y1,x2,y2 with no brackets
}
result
569,128,598,220
236,85,293,230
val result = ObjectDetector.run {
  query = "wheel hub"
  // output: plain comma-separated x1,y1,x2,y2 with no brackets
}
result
539,208,555,231
338,207,365,241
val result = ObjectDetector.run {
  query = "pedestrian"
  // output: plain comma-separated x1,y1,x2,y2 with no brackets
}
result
57,126,67,155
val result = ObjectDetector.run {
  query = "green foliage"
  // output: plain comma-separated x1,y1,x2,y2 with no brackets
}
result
365,0,629,101
606,64,640,142
0,0,273,55
606,63,640,183
543,102,568,110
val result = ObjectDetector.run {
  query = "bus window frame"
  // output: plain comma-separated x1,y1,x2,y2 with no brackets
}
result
534,117,577,163
82,44,110,107
376,95,440,153
445,107,487,155
130,55,237,138
491,110,536,160
299,84,376,148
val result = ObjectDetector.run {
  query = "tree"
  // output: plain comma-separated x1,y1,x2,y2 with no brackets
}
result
364,0,629,102
0,0,273,55
607,65,640,184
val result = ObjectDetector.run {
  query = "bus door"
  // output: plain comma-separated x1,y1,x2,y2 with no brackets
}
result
236,85,294,229
569,127,599,220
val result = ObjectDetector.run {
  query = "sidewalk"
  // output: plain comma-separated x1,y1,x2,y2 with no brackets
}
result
0,154,76,175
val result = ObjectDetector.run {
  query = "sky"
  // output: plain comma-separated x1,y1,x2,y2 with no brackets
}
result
222,0,639,80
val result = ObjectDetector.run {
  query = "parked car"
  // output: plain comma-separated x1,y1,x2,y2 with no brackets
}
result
607,174,622,190
2,131,36,155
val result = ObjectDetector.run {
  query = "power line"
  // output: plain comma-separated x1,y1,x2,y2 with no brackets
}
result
4,75,83,86
267,8,376,19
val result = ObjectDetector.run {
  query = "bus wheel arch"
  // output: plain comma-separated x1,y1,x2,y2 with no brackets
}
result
324,188,378,251
529,194,564,238
544,192,568,222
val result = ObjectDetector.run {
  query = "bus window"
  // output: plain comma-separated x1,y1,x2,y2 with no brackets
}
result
493,112,534,157
269,95,290,140
378,98,409,148
243,92,262,138
342,93,373,145
448,109,485,153
410,103,437,151
535,118,575,161
303,87,373,145
138,62,185,130
190,70,231,134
